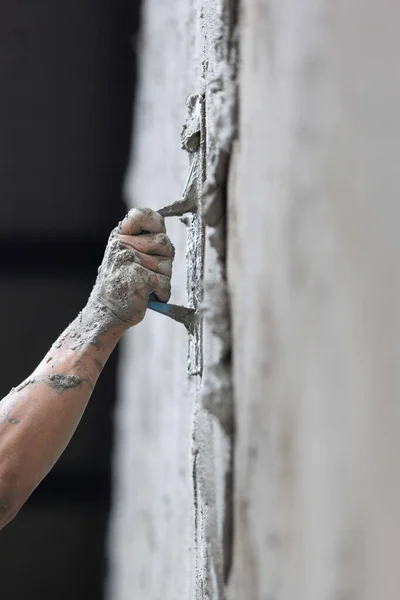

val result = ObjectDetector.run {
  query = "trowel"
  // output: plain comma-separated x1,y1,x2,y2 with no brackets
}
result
147,161,197,330
148,293,195,331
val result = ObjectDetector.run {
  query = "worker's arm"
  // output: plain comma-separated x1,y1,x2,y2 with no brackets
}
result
0,208,174,530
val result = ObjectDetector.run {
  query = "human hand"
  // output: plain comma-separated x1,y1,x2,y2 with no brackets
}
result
87,208,174,329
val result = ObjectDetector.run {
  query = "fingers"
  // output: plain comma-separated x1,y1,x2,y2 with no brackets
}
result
119,233,175,259
116,208,173,310
116,235,172,275
149,273,172,303
129,264,171,303
119,207,166,236
133,251,173,276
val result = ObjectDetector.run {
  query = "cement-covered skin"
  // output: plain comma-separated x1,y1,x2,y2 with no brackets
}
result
13,208,175,399
0,206,179,538
8,374,88,397
87,209,173,329
51,208,174,354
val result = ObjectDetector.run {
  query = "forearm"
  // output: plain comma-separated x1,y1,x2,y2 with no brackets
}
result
0,302,126,527
0,207,173,531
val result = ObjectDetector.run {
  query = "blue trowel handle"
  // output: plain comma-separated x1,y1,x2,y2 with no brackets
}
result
148,293,171,316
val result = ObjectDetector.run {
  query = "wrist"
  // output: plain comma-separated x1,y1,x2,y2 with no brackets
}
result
51,299,127,354
80,298,129,342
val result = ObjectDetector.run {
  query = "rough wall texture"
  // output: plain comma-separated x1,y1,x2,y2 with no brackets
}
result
110,0,400,599
108,1,236,598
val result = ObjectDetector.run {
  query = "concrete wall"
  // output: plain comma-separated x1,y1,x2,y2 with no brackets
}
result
108,1,236,598
110,0,400,599
228,1,400,599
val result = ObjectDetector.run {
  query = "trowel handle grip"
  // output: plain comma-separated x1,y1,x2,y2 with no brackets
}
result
140,225,170,313
148,292,164,305
148,293,171,316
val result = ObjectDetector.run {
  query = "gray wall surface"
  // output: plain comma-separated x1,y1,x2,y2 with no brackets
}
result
108,1,235,598
109,0,400,599
228,1,400,599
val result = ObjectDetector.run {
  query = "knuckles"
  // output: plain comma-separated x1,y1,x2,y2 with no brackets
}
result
130,262,152,280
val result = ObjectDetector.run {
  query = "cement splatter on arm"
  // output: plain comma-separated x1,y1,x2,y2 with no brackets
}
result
0,208,174,531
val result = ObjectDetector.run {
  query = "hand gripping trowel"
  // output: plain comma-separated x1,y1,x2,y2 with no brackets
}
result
147,161,197,331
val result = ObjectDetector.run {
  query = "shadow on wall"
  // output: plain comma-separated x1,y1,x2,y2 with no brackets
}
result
0,1,141,598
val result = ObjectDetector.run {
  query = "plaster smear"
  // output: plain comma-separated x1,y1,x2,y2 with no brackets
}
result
107,0,238,598
196,2,238,593
200,0,237,425
182,0,238,597
8,374,87,397
0,374,87,427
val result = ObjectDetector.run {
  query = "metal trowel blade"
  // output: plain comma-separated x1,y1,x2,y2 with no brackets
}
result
148,294,195,331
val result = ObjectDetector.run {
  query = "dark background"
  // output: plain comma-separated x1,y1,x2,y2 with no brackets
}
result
0,1,141,597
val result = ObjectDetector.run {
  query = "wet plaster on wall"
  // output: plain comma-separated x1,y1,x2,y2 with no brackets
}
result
181,93,206,377
191,0,239,597
179,80,237,598
108,1,238,598
200,0,238,433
